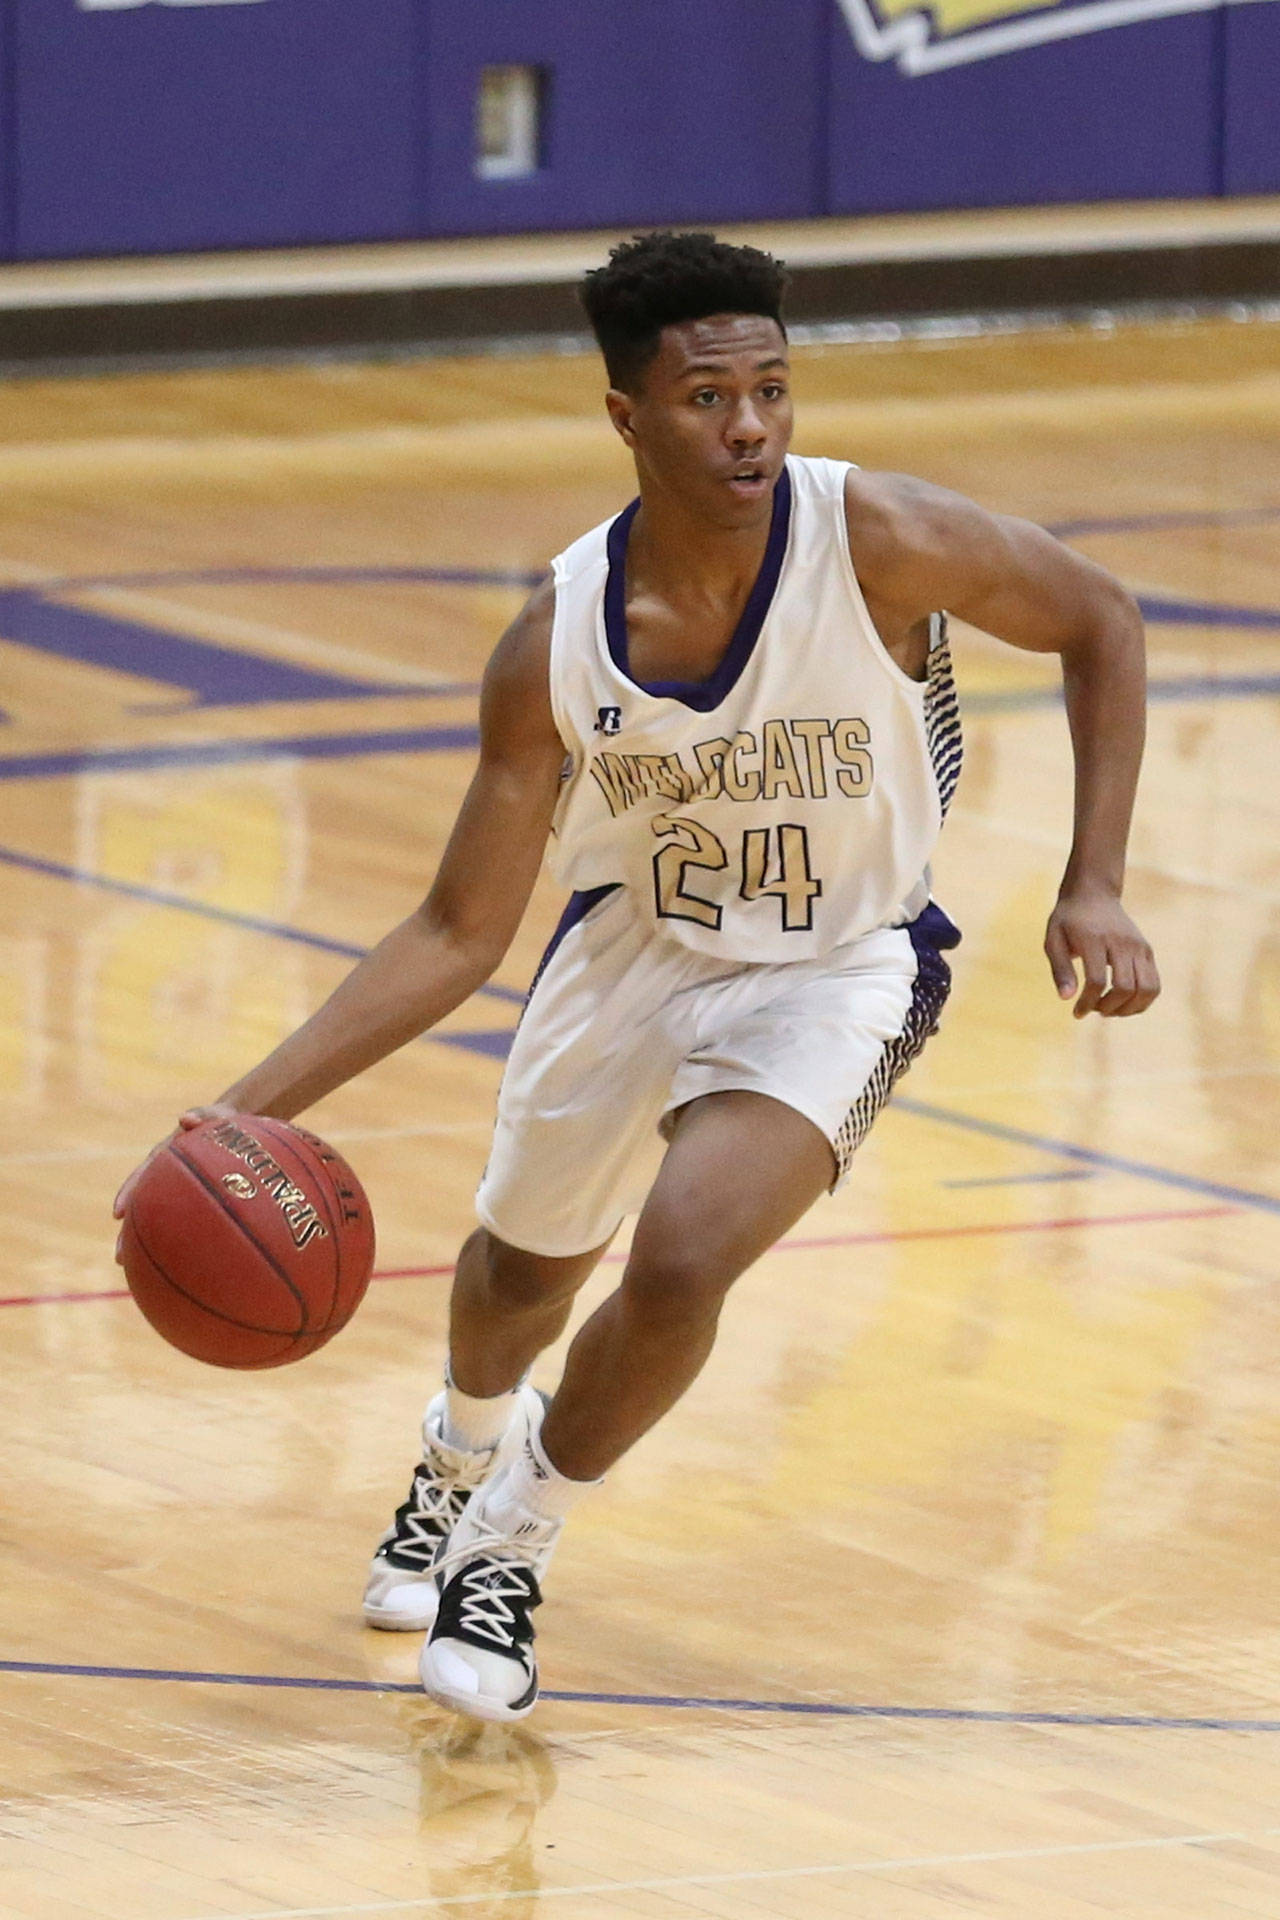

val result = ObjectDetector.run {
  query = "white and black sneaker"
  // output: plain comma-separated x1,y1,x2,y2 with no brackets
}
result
362,1385,546,1633
419,1467,563,1724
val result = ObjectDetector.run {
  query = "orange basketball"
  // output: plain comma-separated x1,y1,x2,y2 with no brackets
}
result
119,1115,376,1368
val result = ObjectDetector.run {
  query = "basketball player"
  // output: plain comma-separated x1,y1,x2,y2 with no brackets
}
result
115,232,1160,1724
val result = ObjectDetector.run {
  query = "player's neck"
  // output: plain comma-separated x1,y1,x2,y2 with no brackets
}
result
628,486,775,609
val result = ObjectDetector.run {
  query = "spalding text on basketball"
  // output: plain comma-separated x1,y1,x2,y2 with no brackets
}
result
208,1121,330,1250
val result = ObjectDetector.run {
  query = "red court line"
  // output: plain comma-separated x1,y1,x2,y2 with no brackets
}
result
2,1205,1235,1312
373,1204,1237,1280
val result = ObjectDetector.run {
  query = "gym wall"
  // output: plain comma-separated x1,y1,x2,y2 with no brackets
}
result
1,0,1276,263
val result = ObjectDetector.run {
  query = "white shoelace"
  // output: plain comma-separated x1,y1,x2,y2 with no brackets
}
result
432,1504,561,1650
389,1437,495,1567
453,1562,537,1652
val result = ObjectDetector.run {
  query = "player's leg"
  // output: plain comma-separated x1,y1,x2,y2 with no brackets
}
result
445,1225,609,1400
363,1230,606,1632
421,1089,835,1720
540,1089,834,1478
418,905,959,1719
365,888,675,1633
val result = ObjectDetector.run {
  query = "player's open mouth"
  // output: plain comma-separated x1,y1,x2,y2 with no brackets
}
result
727,468,769,497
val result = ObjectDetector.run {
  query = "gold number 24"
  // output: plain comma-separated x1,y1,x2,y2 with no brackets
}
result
652,815,823,934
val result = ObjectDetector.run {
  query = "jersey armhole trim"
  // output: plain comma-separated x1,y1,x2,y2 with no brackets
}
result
828,467,930,703
547,558,583,761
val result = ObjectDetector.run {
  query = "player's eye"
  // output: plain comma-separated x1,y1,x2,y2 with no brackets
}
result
760,383,787,401
691,388,720,407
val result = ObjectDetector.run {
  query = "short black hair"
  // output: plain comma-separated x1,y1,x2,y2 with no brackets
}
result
580,230,788,392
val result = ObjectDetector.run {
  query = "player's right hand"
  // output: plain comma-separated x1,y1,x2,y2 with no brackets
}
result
112,1105,242,1262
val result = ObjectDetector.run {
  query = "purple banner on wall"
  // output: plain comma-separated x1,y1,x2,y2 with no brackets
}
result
421,0,828,238
824,0,1222,213
1223,2,1280,193
13,0,422,259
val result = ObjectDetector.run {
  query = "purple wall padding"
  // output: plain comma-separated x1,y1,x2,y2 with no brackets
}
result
0,2,10,260
0,1,1271,266
1223,4,1280,192
421,0,827,237
824,6,1222,214
12,0,421,259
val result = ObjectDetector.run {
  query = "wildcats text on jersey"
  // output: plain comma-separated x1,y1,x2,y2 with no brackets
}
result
590,716,874,818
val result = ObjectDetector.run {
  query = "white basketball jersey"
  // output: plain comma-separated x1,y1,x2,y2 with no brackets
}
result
546,455,961,964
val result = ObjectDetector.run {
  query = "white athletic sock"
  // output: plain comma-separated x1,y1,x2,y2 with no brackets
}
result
493,1422,601,1524
442,1362,522,1454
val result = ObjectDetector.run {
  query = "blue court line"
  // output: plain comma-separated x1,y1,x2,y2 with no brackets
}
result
3,839,1275,1210
38,564,544,593
3,664,1278,783
967,671,1280,716
940,1170,1098,1188
1046,505,1280,541
0,726,481,783
26,512,1280,582
1139,597,1280,631
0,566,531,722
897,1097,1280,1217
1,1658,1276,1731
2,656,1274,783
434,1029,522,1060
0,585,437,712
0,843,524,1008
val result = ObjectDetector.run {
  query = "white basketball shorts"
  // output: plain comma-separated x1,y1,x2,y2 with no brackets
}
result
475,886,959,1258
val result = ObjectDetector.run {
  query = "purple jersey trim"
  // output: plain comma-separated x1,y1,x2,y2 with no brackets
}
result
603,468,793,713
525,883,621,1003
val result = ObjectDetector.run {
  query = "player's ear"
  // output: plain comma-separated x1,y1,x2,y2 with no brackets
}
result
605,388,638,447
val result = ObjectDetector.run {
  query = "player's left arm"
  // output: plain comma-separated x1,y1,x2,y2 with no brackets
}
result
850,472,1160,1019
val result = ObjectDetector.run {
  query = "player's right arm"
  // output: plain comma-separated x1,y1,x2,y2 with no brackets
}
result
114,581,563,1217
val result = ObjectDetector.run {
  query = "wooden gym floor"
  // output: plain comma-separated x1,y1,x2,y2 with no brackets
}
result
1,310,1279,1919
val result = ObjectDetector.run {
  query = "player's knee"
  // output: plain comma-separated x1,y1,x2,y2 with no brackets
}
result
471,1229,582,1314
620,1239,736,1326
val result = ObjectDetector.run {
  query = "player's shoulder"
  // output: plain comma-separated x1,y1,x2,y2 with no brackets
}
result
480,574,557,727
843,468,998,586
488,573,555,679
552,504,620,587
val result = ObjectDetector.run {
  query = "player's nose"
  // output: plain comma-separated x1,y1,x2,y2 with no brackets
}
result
726,396,766,446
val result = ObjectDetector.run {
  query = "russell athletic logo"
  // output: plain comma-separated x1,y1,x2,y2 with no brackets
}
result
836,0,1278,75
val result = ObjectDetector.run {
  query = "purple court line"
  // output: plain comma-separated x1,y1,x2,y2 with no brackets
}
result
0,726,482,783
24,512,1280,588
941,1170,1097,1187
37,564,544,593
0,842,522,1006
370,1205,1236,1281
2,566,534,723
4,839,1277,1221
968,669,1280,715
895,1097,1280,1218
1,669,1275,783
1045,505,1280,540
1,1657,1277,1732
1,1205,1235,1312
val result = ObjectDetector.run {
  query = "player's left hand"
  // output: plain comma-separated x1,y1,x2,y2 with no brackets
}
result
113,1103,242,1263
1044,888,1160,1019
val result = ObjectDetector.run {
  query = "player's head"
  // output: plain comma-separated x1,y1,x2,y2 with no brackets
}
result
580,230,788,393
581,231,793,527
